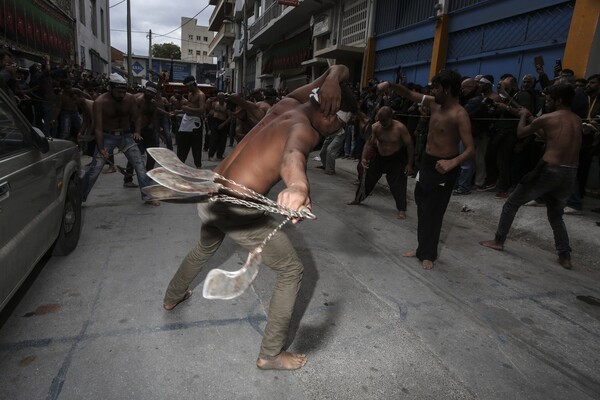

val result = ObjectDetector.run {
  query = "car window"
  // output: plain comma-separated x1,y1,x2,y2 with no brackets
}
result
0,95,29,158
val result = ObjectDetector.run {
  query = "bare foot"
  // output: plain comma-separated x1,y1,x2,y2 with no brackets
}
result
479,240,504,251
422,259,434,270
398,211,406,219
402,249,417,257
256,351,307,370
347,200,361,205
163,290,192,311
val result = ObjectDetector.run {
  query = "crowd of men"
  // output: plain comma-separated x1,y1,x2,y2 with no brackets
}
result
1,48,599,367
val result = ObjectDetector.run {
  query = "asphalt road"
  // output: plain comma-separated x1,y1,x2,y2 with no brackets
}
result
1,149,599,400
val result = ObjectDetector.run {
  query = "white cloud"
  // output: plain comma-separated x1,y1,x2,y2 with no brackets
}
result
109,0,213,56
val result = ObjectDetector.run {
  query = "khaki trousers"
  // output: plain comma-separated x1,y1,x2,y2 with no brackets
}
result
164,202,303,360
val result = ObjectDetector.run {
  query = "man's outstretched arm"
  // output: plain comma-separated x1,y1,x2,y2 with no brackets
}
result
287,65,349,116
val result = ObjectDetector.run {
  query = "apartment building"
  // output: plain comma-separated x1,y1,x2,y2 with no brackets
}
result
181,17,215,65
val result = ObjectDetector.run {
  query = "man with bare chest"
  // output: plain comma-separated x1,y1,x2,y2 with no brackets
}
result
208,92,230,161
123,81,162,187
378,70,474,269
162,65,355,371
480,85,582,269
55,80,82,141
348,106,414,219
174,76,205,168
82,74,159,206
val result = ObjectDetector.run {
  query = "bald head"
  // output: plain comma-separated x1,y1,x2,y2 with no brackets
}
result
461,78,478,97
377,106,393,128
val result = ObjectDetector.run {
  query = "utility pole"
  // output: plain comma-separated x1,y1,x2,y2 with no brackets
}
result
126,0,133,86
241,0,248,96
148,29,153,81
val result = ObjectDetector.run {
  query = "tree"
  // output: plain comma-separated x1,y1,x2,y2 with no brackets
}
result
152,43,181,59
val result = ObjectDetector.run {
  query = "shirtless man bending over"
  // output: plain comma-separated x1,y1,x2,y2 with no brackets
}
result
348,106,414,219
378,70,474,269
162,65,355,370
480,84,582,269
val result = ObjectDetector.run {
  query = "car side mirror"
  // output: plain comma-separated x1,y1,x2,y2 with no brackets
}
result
32,127,50,153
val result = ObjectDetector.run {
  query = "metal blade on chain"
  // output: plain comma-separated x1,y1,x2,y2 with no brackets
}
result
202,249,263,300
148,167,222,195
147,147,217,181
142,185,213,203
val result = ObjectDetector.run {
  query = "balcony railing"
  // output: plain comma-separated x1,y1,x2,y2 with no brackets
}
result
209,23,236,56
248,2,284,40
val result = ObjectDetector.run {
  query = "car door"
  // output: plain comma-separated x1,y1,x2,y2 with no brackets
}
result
0,92,58,310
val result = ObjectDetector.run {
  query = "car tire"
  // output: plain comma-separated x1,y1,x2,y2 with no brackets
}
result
52,178,82,256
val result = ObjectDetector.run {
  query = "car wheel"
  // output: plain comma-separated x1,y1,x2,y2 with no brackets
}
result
53,178,82,256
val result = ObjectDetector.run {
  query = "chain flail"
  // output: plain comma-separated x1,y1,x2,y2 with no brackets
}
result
209,174,316,220
257,217,291,251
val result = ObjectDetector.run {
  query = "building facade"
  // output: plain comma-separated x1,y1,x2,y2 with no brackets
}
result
180,17,215,65
212,0,600,94
372,0,600,85
73,0,111,76
0,0,75,66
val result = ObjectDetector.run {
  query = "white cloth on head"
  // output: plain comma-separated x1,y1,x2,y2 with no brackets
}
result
309,87,352,123
109,73,127,86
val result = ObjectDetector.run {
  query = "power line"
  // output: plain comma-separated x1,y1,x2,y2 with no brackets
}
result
110,29,210,46
109,0,126,8
154,4,212,38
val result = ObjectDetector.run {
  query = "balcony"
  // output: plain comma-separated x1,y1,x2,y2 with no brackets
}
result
208,23,236,58
248,0,332,47
209,0,235,32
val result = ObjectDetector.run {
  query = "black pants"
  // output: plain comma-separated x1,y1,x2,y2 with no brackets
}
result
209,117,227,159
176,126,204,168
494,130,518,192
415,153,459,261
355,150,408,211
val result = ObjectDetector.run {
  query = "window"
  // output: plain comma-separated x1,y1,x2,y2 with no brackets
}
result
79,0,86,26
196,50,201,55
100,8,105,42
90,0,97,36
188,34,193,40
196,35,202,41
203,51,207,56
0,95,28,157
80,46,86,67
204,36,208,42
188,49,193,55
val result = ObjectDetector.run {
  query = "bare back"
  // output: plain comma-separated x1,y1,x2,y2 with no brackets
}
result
534,110,581,166
215,97,319,195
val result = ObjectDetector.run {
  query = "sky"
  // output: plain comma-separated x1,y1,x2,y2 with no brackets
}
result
108,0,214,57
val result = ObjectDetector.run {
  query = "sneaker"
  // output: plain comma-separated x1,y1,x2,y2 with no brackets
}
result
453,188,471,195
123,182,138,188
494,192,509,199
563,206,582,215
477,183,496,192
